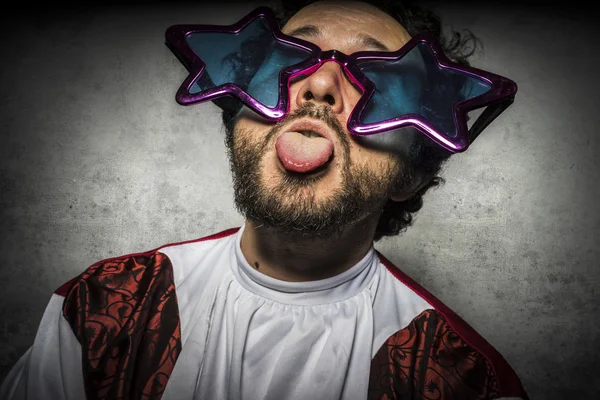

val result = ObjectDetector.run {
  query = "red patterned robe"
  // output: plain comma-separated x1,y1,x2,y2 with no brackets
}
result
1,227,528,400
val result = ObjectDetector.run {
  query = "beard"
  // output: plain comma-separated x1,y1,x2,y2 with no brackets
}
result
224,103,408,241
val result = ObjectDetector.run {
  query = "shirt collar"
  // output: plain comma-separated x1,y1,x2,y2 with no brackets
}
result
231,223,379,305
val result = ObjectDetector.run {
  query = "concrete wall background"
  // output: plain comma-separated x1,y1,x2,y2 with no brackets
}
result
1,1,598,398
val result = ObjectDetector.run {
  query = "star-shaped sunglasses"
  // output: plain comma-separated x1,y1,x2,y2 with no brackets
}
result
165,6,517,153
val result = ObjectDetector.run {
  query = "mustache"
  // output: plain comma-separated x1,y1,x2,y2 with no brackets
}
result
265,103,348,145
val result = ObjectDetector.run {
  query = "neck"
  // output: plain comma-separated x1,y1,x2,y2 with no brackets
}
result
240,217,378,282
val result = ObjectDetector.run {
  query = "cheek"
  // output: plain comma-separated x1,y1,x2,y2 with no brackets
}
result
348,141,398,175
234,110,274,143
236,106,274,129
352,127,417,158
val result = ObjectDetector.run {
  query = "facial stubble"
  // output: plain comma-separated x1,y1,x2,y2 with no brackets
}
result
225,104,404,241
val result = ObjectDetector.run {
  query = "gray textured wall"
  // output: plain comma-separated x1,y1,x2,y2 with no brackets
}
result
1,1,599,399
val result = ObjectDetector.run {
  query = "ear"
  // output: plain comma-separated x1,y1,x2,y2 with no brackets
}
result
389,171,432,202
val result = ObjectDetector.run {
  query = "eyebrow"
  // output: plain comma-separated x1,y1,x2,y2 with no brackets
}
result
286,24,391,52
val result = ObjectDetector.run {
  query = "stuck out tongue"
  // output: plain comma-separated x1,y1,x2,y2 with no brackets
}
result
275,131,334,173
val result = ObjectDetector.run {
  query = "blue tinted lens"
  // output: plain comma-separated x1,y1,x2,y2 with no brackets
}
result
358,43,492,139
246,40,312,108
186,18,273,93
185,17,312,108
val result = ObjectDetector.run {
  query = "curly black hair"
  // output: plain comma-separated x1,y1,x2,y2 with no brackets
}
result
221,0,482,241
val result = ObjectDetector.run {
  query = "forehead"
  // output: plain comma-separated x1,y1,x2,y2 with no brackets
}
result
281,1,411,52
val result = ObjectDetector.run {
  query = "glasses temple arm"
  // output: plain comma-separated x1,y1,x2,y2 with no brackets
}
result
468,96,515,144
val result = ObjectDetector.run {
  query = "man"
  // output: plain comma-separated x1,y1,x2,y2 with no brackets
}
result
0,1,528,399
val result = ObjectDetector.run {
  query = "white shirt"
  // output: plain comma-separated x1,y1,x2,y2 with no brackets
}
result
0,224,526,400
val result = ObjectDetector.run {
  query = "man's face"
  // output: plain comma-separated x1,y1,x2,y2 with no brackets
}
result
226,0,417,240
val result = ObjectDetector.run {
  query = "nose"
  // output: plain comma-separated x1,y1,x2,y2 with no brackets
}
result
293,60,357,115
